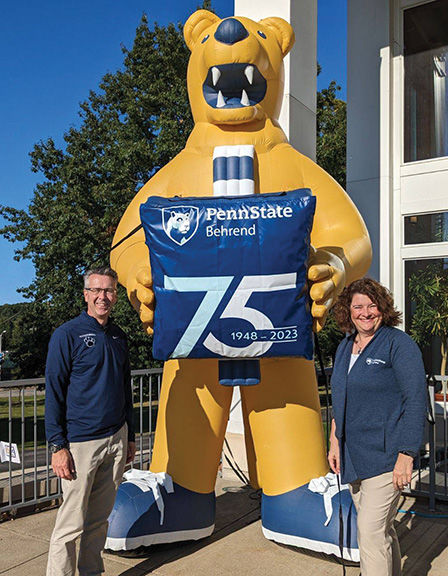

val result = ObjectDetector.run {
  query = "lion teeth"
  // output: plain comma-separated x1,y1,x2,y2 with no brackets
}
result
217,90,226,108
212,67,221,86
245,65,254,85
241,89,250,106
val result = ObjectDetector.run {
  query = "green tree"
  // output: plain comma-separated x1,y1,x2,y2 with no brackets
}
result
0,302,51,379
316,65,346,188
409,263,448,375
315,310,343,367
315,65,347,362
0,15,192,375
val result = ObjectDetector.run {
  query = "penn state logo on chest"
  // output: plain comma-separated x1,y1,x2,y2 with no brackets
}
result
366,357,386,366
79,333,96,348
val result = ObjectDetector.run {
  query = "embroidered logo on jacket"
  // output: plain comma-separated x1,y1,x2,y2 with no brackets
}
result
366,357,386,365
79,333,96,348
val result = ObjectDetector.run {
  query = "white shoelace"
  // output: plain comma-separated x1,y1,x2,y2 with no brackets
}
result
308,472,349,526
123,469,174,525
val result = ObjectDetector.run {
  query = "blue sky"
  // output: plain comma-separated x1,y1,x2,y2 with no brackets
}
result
0,0,346,305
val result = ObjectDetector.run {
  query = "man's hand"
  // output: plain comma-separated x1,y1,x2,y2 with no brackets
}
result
126,441,136,465
393,453,413,491
127,266,154,334
52,448,76,480
308,247,346,332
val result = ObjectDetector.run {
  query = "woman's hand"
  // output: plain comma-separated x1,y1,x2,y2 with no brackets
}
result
328,419,340,474
393,452,413,491
328,440,340,474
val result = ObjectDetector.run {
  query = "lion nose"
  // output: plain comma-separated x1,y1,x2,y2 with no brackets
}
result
214,18,248,45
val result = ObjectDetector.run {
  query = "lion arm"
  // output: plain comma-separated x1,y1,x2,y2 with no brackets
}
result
110,213,155,332
303,156,372,286
110,167,175,333
261,147,372,289
298,155,372,330
110,149,207,333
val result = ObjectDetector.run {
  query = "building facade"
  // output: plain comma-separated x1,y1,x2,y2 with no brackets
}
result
347,0,448,373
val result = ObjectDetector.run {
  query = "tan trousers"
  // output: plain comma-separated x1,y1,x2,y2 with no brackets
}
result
350,471,402,576
46,425,127,576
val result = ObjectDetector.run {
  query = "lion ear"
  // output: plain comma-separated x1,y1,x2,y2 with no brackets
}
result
259,17,295,57
184,9,220,51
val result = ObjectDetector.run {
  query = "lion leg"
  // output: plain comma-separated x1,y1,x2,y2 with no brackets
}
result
150,359,233,490
241,358,327,492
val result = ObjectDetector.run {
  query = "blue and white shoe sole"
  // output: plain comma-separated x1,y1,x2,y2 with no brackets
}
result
262,526,360,562
106,524,215,551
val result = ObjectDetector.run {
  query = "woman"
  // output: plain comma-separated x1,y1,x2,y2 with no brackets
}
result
328,278,426,576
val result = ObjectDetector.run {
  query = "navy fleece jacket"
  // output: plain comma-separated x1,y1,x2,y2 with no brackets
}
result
331,325,426,484
45,311,135,445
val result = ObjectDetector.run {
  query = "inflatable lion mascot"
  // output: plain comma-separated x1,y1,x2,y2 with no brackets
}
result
106,10,371,558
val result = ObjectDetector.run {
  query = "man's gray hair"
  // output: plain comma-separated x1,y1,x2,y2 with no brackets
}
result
84,266,118,288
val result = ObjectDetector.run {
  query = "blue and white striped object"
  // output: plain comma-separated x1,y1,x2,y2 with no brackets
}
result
140,187,316,362
213,146,258,384
213,145,254,197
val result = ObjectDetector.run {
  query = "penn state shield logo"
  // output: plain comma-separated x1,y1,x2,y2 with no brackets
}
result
162,206,199,246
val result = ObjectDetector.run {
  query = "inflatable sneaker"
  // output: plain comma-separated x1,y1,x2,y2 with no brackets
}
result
262,473,359,561
106,470,215,550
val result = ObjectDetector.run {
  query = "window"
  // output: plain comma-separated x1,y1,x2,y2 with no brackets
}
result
404,211,448,244
405,258,448,375
404,0,448,162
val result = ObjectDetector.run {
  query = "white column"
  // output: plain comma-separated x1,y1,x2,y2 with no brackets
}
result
379,45,393,289
347,0,390,281
235,0,317,160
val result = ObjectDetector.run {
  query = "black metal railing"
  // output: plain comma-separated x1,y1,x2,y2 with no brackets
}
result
408,375,448,510
1,369,446,517
0,368,162,516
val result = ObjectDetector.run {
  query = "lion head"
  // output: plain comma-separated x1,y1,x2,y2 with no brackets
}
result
184,10,295,127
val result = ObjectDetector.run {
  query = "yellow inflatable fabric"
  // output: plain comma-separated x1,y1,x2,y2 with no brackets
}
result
110,10,371,497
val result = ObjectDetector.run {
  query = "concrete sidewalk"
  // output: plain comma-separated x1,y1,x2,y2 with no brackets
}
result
1,477,448,575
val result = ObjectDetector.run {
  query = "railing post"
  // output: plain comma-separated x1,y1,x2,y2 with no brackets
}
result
427,376,436,512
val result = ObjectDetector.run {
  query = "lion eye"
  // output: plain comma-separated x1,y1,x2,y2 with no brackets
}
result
201,34,209,44
257,30,266,39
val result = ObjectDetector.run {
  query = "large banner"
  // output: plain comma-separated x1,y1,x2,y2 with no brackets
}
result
140,189,315,361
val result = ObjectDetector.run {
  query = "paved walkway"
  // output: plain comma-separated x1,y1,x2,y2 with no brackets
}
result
1,477,448,575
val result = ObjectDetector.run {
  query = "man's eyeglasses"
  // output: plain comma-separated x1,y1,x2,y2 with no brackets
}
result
85,288,117,295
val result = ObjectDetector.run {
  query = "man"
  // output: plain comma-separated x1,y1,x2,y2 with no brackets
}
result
45,266,136,576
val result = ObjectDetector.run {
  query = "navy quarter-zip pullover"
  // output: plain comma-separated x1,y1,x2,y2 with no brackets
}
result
45,311,135,445
331,325,426,484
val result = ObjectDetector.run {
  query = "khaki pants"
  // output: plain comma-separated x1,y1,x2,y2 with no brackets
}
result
350,471,401,576
46,425,127,576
